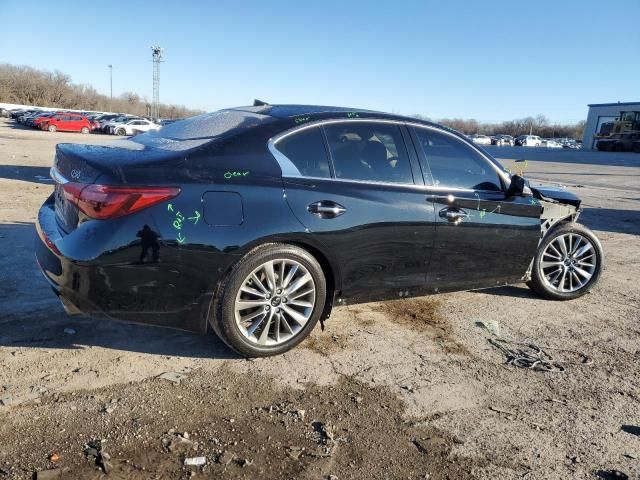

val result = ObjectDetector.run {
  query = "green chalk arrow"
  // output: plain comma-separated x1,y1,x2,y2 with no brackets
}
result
188,210,201,224
167,203,174,212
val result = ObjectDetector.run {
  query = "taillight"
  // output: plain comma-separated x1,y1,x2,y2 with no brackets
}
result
62,183,180,220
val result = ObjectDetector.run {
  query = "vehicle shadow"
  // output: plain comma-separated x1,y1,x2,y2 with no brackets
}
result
479,285,537,299
580,207,640,236
0,222,240,360
0,164,53,184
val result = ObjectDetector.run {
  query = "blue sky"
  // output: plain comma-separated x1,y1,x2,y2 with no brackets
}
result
1,0,638,123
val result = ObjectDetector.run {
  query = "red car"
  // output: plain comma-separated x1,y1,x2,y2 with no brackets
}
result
32,112,63,129
41,113,93,133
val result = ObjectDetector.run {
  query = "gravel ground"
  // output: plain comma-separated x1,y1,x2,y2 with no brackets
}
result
0,119,639,479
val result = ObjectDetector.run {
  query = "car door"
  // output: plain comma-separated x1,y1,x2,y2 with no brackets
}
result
273,120,436,302
409,125,541,291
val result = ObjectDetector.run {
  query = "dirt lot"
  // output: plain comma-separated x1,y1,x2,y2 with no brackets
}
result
0,118,639,479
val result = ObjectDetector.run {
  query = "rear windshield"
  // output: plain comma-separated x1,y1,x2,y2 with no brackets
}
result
130,109,274,151
151,110,271,141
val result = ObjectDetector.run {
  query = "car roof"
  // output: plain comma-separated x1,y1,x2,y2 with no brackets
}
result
229,103,448,130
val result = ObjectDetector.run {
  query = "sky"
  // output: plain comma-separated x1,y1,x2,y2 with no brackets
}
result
1,0,638,123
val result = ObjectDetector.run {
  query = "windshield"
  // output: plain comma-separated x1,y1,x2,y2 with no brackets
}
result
130,109,274,151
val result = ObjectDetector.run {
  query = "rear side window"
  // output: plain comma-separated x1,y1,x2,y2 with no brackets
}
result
324,122,414,184
275,127,331,178
414,128,502,191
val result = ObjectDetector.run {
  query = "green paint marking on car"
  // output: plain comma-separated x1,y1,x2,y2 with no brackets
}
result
224,171,250,180
188,210,201,225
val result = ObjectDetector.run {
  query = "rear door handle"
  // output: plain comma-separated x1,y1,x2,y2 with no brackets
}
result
308,201,346,219
439,207,468,223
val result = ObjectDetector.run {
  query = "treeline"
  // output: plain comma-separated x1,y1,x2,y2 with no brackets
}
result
412,114,586,140
0,64,203,119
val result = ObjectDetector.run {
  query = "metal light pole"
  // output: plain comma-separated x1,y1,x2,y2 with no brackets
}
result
108,65,113,100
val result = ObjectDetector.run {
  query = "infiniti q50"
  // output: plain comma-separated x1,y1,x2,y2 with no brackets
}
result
35,104,603,357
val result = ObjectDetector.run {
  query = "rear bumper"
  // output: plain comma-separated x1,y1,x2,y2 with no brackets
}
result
35,194,213,332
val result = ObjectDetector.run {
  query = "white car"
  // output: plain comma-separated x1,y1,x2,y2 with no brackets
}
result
516,135,542,147
469,134,492,145
113,119,161,136
541,139,562,149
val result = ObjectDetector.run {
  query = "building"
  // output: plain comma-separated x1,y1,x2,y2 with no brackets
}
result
582,101,640,150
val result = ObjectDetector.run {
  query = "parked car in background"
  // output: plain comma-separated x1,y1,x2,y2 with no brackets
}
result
515,135,541,147
158,119,178,126
541,139,562,148
491,134,514,146
31,112,58,128
469,134,492,145
41,113,93,133
113,119,161,136
103,115,138,133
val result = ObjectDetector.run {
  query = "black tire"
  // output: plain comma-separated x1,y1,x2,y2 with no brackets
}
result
116,128,125,136
81,126,89,134
528,222,603,300
48,125,57,133
211,243,327,357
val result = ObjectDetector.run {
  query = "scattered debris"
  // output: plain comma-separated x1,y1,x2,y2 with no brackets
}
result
83,439,111,474
487,337,593,372
63,328,76,335
48,453,60,463
476,320,501,337
184,456,206,466
489,406,517,417
311,422,334,445
157,372,187,384
35,469,62,480
217,451,235,465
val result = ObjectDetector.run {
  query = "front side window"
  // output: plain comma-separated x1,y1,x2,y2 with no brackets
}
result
324,122,414,184
414,128,502,191
275,127,331,178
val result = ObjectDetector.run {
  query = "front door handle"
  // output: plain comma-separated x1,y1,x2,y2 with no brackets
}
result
308,201,347,219
439,207,468,223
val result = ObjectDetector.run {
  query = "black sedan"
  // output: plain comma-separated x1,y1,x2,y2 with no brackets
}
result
35,104,604,357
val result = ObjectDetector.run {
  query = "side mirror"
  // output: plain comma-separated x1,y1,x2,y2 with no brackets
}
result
505,174,526,198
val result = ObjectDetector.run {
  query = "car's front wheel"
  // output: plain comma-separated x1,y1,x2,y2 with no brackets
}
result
528,222,603,300
212,244,327,357
48,125,57,132
116,128,126,136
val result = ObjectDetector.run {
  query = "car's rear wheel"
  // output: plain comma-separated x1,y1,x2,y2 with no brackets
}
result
81,126,89,134
48,125,57,133
212,244,326,357
528,222,603,300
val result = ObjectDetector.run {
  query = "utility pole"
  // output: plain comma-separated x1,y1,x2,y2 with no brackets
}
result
108,65,113,101
151,46,164,121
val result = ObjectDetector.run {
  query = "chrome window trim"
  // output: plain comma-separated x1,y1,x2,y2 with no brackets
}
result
267,118,510,189
50,166,69,184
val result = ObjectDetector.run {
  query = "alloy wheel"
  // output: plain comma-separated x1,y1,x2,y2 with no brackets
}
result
539,233,597,293
234,259,316,345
